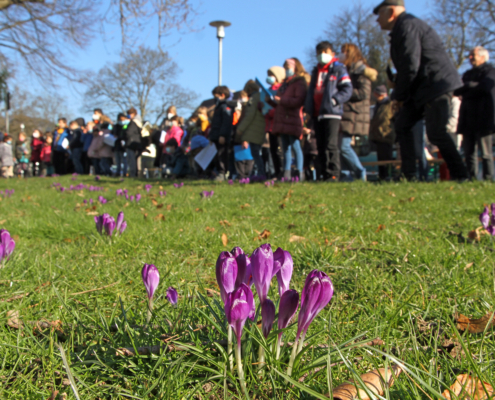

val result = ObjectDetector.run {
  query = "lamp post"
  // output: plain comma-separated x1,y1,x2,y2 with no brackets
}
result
209,20,231,86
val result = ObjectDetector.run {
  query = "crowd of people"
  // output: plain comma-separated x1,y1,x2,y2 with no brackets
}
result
0,0,494,182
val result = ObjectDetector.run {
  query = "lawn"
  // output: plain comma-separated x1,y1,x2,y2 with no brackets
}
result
0,177,494,399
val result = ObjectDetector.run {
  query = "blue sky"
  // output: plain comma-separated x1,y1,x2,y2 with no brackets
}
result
16,0,431,121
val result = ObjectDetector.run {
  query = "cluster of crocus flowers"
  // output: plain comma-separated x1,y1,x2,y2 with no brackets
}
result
145,184,152,193
116,189,124,196
125,193,141,202
1,189,14,197
215,243,334,390
239,178,250,184
201,190,214,199
159,191,167,197
173,182,184,189
0,229,15,265
480,204,495,236
264,180,275,187
95,212,127,237
280,176,299,183
98,196,108,204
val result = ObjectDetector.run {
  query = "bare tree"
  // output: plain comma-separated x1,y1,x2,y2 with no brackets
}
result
83,46,197,124
0,0,198,83
431,0,488,68
321,2,389,85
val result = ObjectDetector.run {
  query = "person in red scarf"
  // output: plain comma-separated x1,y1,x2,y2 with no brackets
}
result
305,41,353,181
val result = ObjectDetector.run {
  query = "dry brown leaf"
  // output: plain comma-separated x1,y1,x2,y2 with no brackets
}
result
219,220,231,227
240,203,250,209
151,199,158,206
221,233,228,247
167,204,172,211
254,229,271,241
331,366,402,400
0,219,5,224
143,213,148,219
123,202,130,208
154,214,165,221
456,312,495,334
464,263,474,271
48,390,59,400
86,211,98,216
389,192,396,197
288,223,296,229
156,204,164,209
280,203,286,209
289,234,306,243
442,374,494,400
376,224,386,233
205,227,215,232
195,208,203,212
206,288,220,297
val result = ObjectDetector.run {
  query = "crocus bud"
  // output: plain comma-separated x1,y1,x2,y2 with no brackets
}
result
491,204,495,226
116,212,125,234
166,287,178,305
231,247,244,258
0,229,16,261
142,264,160,299
480,207,490,229
273,248,293,297
297,270,334,337
278,289,299,331
136,194,142,202
261,299,275,339
226,283,255,343
119,221,127,235
103,215,116,237
235,253,252,288
251,244,273,304
94,214,105,234
215,252,238,305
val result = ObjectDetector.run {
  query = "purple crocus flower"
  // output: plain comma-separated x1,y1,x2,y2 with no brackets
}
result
142,264,160,299
278,289,299,331
480,204,495,235
251,244,273,305
89,199,94,205
159,191,166,197
166,287,178,305
0,229,16,261
95,176,101,181
215,251,238,305
83,199,87,204
123,189,128,195
491,204,495,227
130,195,135,202
136,194,141,203
235,253,252,288
225,283,255,344
261,299,275,339
297,270,334,338
480,207,490,229
116,189,123,196
228,179,233,185
104,215,116,237
231,246,244,258
145,184,152,193
273,248,293,297
115,212,127,235
125,194,129,201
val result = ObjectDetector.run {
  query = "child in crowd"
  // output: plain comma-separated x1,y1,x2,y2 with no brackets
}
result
52,118,71,175
69,120,85,174
209,85,234,181
160,115,184,167
197,107,210,134
15,132,30,177
163,138,189,178
41,133,54,176
0,135,14,178
87,117,114,176
30,130,44,176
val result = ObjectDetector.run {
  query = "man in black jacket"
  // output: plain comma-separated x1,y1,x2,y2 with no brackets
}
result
454,46,495,181
125,107,143,177
374,0,468,181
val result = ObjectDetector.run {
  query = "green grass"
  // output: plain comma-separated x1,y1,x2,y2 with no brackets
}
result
0,177,494,399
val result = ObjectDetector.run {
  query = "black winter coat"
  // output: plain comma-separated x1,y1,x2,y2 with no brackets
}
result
125,120,142,151
209,100,233,143
390,13,462,107
454,63,495,135
69,129,84,150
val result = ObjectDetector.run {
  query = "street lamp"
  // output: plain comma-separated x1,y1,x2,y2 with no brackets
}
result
209,20,231,86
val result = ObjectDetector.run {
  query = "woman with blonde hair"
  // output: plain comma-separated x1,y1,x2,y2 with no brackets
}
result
160,105,177,130
339,43,377,181
270,57,308,181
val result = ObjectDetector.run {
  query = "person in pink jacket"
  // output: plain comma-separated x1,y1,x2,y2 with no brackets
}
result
160,115,184,166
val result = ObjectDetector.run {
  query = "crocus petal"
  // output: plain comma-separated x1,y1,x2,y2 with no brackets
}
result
116,212,125,232
94,215,104,234
488,225,495,236
278,289,299,330
491,204,495,226
166,287,178,305
119,221,127,235
142,264,160,299
311,271,334,325
235,253,252,289
251,244,273,304
261,299,276,338
480,207,490,229
275,249,293,297
215,252,238,304
104,216,116,237
297,272,322,337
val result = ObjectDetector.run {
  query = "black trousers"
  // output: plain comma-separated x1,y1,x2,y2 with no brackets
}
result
52,151,67,175
235,160,254,179
394,93,467,180
315,118,341,179
462,131,494,181
269,134,282,177
212,140,229,175
375,142,394,180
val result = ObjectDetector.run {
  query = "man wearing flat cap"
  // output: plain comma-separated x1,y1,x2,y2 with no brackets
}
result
374,0,468,181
